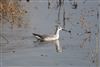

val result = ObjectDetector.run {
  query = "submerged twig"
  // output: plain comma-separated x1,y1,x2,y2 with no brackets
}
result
0,34,9,44
97,9,99,20
63,6,65,28
48,0,50,9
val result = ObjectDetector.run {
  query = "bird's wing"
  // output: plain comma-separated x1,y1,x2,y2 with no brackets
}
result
32,33,50,39
32,33,43,38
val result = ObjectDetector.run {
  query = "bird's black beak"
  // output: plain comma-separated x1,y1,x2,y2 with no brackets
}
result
62,29,71,33
62,29,68,32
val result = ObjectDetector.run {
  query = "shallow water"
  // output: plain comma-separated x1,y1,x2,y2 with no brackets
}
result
0,0,99,66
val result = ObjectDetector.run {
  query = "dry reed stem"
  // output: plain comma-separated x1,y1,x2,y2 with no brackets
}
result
0,0,26,28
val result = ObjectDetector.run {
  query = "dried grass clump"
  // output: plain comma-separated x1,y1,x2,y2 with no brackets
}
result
0,0,26,28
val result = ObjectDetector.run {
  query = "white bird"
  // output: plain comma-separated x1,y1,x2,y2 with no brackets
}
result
32,26,64,41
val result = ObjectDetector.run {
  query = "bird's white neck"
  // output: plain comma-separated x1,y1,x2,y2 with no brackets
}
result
55,28,60,38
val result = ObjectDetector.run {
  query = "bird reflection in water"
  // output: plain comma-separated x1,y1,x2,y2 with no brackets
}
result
33,40,62,53
54,40,62,53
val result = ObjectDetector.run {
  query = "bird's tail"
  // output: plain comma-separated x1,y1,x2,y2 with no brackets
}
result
32,33,43,39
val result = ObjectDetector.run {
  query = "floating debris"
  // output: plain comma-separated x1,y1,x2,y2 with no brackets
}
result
57,0,64,8
71,1,78,9
69,0,78,9
68,30,71,34
12,51,16,53
66,17,70,21
76,22,79,24
97,9,99,20
26,0,30,2
48,0,50,9
83,0,87,4
92,60,95,63
41,54,48,57
41,54,44,56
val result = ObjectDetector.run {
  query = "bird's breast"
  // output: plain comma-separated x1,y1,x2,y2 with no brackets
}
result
44,35,59,41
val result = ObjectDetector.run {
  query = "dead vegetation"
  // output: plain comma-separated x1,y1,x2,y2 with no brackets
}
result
0,0,26,28
79,15,92,48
